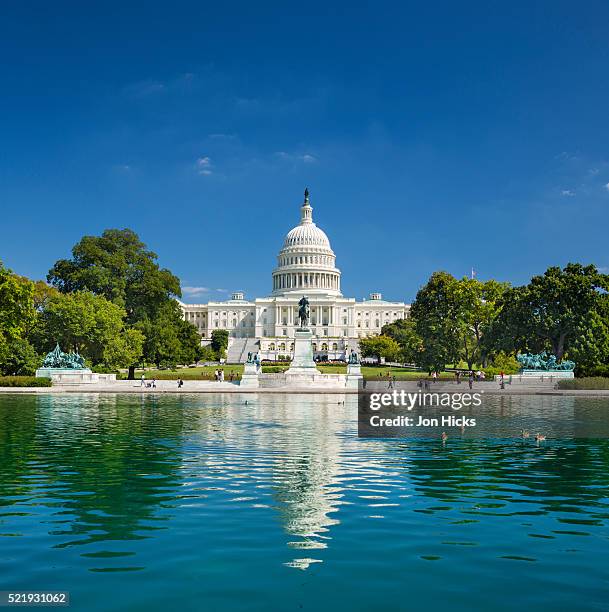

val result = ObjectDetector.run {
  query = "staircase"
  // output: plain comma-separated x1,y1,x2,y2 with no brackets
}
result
226,338,247,364
239,338,260,363
226,338,260,364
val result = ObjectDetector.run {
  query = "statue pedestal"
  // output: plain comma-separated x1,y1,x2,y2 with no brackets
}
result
240,362,260,388
286,329,318,373
494,370,574,386
35,368,101,385
519,370,574,379
346,363,363,389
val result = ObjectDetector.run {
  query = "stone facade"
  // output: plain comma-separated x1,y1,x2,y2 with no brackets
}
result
179,190,410,362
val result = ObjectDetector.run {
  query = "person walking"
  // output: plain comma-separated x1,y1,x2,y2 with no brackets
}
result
140,374,145,387
468,371,474,390
152,378,157,389
177,378,183,389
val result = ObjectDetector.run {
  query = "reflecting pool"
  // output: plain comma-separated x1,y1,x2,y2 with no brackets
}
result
0,393,608,611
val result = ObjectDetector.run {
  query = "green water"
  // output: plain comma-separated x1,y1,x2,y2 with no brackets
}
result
1,393,608,611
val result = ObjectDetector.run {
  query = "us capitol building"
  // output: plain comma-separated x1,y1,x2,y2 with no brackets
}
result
179,189,410,363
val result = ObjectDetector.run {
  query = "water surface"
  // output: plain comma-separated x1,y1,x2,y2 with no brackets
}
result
0,393,608,611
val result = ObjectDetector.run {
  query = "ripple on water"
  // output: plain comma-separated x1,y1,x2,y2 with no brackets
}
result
0,393,608,610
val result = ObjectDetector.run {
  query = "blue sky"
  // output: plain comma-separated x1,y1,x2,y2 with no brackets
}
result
2,1,609,303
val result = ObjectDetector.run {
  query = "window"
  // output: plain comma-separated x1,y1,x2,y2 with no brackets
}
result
332,343,338,351
280,343,286,351
269,343,276,351
321,343,328,351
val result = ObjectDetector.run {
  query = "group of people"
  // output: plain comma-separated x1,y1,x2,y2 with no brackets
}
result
454,370,486,389
140,375,184,389
140,375,156,389
212,369,237,382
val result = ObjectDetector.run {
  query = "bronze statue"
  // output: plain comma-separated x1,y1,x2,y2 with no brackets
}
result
42,343,87,369
298,296,310,329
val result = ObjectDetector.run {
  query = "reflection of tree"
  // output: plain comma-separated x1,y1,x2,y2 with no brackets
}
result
0,394,195,549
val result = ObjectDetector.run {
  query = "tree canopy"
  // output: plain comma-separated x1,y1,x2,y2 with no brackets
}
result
0,262,38,375
487,263,609,364
47,228,181,322
47,228,200,376
409,272,508,370
359,335,401,364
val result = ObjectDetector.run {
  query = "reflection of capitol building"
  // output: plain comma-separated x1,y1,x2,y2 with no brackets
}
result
179,190,410,362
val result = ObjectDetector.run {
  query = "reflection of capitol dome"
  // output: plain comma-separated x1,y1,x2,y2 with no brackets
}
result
272,189,341,297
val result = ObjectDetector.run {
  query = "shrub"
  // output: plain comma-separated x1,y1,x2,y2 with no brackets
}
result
557,377,609,390
576,365,609,378
92,364,119,374
261,366,287,373
0,376,52,387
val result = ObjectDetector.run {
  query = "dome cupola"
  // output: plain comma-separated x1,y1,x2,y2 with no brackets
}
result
271,189,341,297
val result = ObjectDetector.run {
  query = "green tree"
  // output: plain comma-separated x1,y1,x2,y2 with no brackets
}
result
489,263,609,361
177,318,204,365
381,317,423,364
198,345,218,362
410,272,508,370
359,335,401,364
0,337,40,376
102,328,145,371
0,262,39,375
454,277,508,368
40,292,125,365
211,329,229,359
46,228,195,377
0,262,36,341
410,271,461,371
47,228,180,319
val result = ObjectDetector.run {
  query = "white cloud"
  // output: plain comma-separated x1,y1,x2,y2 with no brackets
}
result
605,182,609,192
274,151,317,164
124,79,166,98
561,189,576,197
196,156,213,176
182,286,210,296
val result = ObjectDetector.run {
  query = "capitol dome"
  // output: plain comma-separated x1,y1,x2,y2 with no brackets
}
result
272,189,341,296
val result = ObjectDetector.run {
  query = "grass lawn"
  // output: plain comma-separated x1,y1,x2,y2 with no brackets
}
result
133,364,457,381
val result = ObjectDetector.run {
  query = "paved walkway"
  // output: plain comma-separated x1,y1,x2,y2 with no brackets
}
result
1,380,609,396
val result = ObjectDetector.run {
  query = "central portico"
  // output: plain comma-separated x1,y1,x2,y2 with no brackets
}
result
180,189,410,362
